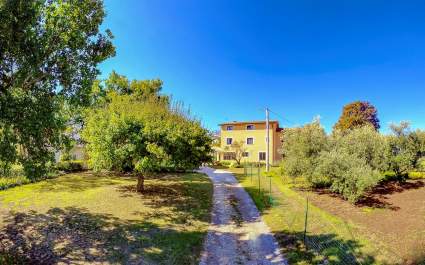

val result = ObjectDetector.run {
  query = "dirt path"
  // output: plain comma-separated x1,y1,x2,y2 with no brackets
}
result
198,167,286,265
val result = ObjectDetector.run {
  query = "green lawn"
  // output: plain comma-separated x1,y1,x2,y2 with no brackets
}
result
225,167,407,265
0,171,213,265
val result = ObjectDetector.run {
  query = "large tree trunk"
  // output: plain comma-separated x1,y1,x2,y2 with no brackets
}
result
136,174,145,193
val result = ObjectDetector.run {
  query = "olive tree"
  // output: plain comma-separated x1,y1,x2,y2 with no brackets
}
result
316,126,388,202
279,119,329,184
387,122,425,176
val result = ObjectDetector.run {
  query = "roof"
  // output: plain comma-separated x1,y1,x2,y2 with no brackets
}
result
219,120,280,126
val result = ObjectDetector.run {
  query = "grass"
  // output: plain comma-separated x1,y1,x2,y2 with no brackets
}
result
0,171,213,265
222,166,409,265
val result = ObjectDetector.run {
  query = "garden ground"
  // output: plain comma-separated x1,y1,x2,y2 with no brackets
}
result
0,172,213,264
225,167,425,265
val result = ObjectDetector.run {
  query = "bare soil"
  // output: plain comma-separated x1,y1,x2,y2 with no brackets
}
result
298,180,425,264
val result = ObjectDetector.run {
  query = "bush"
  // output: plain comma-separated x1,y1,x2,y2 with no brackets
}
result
0,175,30,190
417,157,425,172
218,161,231,167
315,150,381,202
408,171,425,180
56,160,85,172
229,161,243,168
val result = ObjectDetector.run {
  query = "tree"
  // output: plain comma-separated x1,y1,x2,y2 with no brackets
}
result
331,125,388,172
0,0,115,179
315,150,381,203
224,140,247,165
279,119,329,184
315,126,388,202
387,122,425,177
82,74,212,192
334,101,380,132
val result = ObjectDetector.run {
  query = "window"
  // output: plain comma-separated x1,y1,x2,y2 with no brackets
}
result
246,124,255,130
226,125,234,131
246,137,254,145
226,138,233,145
242,152,249,157
259,152,266,161
223,152,236,160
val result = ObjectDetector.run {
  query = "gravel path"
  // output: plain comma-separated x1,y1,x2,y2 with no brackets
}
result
199,167,287,265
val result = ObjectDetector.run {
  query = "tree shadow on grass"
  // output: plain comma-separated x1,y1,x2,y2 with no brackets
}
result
116,173,213,223
0,207,205,265
37,172,136,193
274,231,378,265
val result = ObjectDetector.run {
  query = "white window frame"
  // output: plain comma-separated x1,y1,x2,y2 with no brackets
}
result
246,137,254,145
226,138,233,145
259,151,266,161
226,125,234,131
246,124,255,130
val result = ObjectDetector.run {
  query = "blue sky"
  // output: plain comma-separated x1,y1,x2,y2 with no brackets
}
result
99,0,425,132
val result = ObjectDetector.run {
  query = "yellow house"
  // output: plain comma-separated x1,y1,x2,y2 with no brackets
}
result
217,120,283,164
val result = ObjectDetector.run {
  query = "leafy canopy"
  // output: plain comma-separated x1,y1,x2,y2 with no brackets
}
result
82,72,212,191
0,0,115,179
334,101,380,132
387,122,425,176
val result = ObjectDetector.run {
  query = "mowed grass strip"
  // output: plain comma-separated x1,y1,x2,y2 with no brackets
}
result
226,167,405,265
0,172,213,265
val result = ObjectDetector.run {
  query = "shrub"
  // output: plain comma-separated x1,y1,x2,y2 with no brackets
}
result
417,157,425,172
56,160,85,172
229,161,245,168
315,150,381,202
408,171,425,180
0,176,30,190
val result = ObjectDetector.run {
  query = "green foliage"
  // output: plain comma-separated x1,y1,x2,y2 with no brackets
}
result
0,125,17,175
229,161,242,168
408,171,425,180
56,160,85,173
417,157,425,172
82,74,212,186
387,122,425,176
0,164,28,190
0,175,30,190
315,150,381,202
280,119,328,183
331,125,389,172
281,124,387,202
334,101,380,131
0,0,115,180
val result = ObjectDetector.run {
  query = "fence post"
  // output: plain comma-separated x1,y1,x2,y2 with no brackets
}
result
303,197,309,248
258,163,261,194
269,172,272,203
250,163,253,183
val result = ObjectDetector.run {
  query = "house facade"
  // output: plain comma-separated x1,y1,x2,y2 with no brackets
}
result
216,120,283,164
